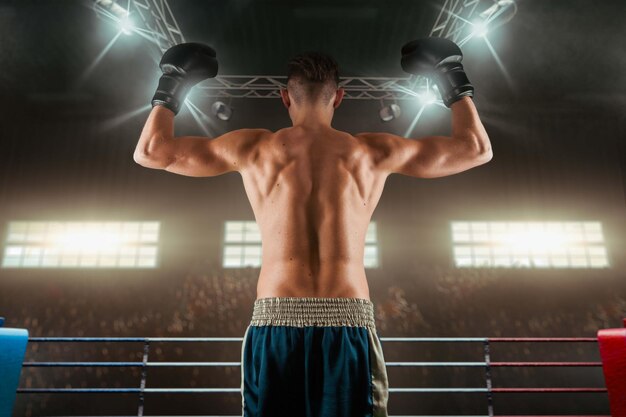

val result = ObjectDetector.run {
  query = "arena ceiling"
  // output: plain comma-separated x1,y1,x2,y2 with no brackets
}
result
0,0,625,112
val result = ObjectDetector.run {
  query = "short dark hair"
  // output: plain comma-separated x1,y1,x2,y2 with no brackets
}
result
286,52,340,105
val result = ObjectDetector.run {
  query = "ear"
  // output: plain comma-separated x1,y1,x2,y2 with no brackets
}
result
280,89,291,109
333,88,345,109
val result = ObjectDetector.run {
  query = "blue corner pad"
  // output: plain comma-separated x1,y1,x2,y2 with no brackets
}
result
0,317,4,327
0,327,29,417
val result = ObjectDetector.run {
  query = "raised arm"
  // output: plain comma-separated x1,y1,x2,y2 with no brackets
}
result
133,105,267,177
358,37,493,179
358,96,492,178
133,42,267,177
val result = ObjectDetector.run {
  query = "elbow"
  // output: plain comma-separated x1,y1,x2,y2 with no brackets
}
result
133,151,170,169
479,143,493,160
460,139,493,168
476,147,493,165
133,150,146,165
468,133,493,163
133,150,150,166
134,132,173,168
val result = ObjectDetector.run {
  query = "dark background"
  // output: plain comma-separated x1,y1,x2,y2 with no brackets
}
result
1,0,625,415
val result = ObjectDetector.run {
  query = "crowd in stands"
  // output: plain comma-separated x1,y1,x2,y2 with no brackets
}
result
2,261,622,415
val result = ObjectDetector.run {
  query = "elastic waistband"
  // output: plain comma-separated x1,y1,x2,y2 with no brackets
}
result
250,297,376,328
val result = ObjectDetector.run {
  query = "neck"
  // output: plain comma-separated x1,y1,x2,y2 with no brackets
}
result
290,105,333,128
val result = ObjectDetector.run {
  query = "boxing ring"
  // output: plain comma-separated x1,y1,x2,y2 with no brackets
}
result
4,321,624,417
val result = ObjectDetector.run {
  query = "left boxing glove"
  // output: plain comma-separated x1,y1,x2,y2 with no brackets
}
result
151,42,218,115
401,37,473,108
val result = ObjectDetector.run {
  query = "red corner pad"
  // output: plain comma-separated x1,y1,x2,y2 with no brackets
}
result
598,321,626,416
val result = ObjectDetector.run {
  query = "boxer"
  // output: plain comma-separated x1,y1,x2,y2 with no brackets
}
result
134,38,492,417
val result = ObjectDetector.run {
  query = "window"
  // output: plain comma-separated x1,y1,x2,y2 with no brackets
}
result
364,222,380,268
451,221,609,268
2,221,160,269
223,221,262,268
223,221,380,268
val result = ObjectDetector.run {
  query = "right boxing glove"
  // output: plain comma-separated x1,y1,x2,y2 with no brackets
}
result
400,37,474,107
151,42,218,115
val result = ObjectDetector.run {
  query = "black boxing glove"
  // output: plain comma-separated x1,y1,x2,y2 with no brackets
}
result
401,37,474,107
151,42,218,115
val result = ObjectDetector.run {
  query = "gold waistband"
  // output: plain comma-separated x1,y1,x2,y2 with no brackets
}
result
250,297,376,328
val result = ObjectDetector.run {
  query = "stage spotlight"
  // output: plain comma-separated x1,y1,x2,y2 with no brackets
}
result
472,20,489,37
473,0,517,40
419,90,438,105
211,101,233,121
118,15,135,35
379,103,401,122
93,0,134,35
94,0,127,17
480,0,516,20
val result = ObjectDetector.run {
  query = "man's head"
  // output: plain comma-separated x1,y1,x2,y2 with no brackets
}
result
281,52,344,124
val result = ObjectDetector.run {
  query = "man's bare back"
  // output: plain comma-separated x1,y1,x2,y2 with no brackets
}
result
241,125,385,300
135,97,491,301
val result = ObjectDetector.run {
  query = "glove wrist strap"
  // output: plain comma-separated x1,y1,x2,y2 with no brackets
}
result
434,63,475,107
151,74,191,115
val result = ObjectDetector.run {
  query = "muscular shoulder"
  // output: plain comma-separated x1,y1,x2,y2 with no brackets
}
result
213,128,272,171
230,128,272,142
226,128,272,152
355,131,398,145
355,132,399,164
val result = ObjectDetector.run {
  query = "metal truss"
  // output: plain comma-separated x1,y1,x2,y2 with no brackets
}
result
93,0,515,100
194,0,504,100
93,0,185,52
195,76,421,101
131,0,185,52
430,0,481,44
432,0,519,47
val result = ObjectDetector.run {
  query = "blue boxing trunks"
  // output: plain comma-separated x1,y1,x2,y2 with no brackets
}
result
240,297,389,417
